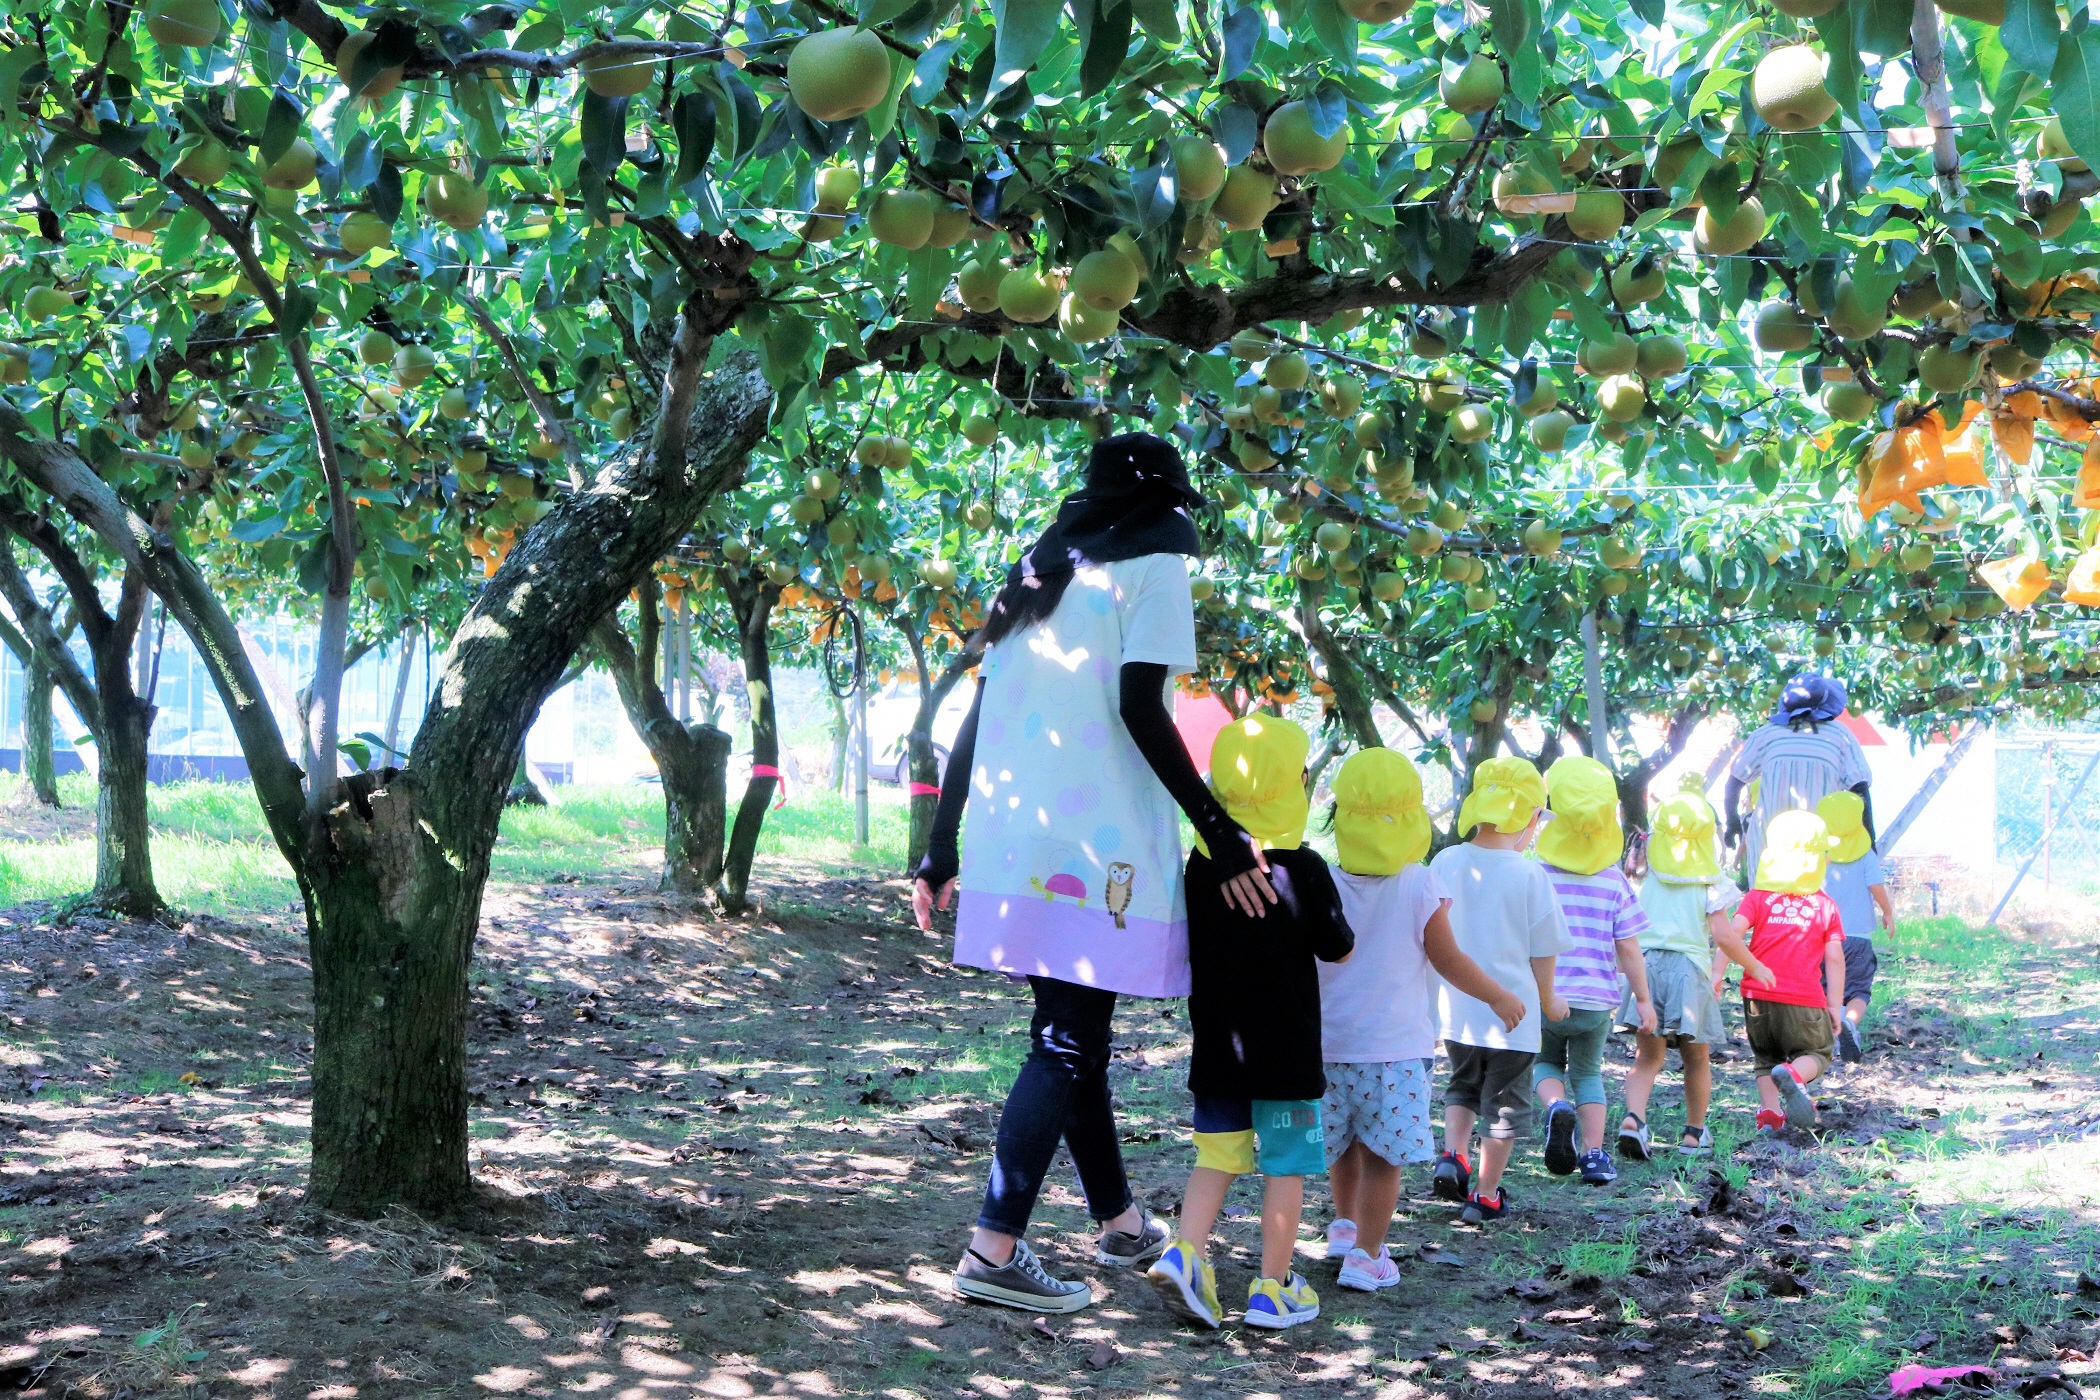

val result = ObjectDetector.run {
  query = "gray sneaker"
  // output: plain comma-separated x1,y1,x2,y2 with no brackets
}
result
1771,1065,1817,1129
1095,1217,1171,1268
954,1240,1093,1313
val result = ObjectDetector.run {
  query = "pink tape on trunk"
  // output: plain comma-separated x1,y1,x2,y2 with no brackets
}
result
909,782,942,797
750,764,789,808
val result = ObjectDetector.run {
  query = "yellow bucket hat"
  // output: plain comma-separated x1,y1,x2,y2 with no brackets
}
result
1534,755,1624,876
1754,809,1839,895
1332,748,1431,876
1200,714,1311,855
1649,778,1721,883
1457,756,1546,837
1815,790,1873,864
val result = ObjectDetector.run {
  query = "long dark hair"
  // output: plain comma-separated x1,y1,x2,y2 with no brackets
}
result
975,432,1203,650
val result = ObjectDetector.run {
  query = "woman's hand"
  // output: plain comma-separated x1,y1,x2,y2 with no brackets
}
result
912,876,958,931
1220,833,1277,918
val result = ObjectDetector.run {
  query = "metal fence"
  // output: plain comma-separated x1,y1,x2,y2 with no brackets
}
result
1889,722,2100,937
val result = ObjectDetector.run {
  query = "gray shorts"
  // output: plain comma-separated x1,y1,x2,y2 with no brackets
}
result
1842,936,1878,1006
1442,1042,1535,1139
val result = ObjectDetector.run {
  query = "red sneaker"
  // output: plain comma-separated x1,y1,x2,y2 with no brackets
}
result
1754,1108,1786,1138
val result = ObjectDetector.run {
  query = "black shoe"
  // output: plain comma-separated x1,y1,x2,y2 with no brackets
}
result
1460,1188,1511,1224
1432,1151,1471,1202
1836,1018,1862,1065
1543,1100,1579,1176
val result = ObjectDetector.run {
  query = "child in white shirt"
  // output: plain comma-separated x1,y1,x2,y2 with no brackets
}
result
1318,750,1522,1289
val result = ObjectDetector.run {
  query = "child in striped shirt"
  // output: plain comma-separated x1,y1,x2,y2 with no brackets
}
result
1531,758,1655,1185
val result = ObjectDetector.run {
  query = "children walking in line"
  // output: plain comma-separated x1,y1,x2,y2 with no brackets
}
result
1722,810,1846,1134
1427,758,1572,1225
1816,791,1896,1064
1148,717,1355,1331
1620,779,1740,1159
1532,756,1657,1185
1318,749,1525,1290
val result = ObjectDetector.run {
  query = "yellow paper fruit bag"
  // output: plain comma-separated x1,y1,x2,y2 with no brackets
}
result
1978,554,2051,611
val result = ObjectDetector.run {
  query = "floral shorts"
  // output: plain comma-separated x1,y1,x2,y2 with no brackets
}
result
1319,1059,1436,1170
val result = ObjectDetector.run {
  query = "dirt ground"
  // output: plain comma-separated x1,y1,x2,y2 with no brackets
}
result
4,856,2100,1399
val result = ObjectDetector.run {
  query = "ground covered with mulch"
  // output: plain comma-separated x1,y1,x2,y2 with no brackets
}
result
4,860,2100,1399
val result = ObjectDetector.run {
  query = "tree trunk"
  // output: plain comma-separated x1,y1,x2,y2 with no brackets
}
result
91,668,159,917
304,770,475,1213
22,653,58,806
897,620,980,872
662,725,732,892
505,757,548,807
5,299,773,1216
718,569,780,913
828,690,848,793
593,609,732,895
1298,580,1384,750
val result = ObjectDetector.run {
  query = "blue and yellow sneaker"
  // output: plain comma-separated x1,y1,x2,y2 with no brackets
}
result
1243,1272,1320,1329
1145,1239,1222,1329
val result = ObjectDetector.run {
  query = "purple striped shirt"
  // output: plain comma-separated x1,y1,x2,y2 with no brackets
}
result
1543,867,1649,1010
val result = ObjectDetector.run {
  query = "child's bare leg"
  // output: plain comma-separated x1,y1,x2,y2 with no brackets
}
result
1680,1043,1712,1125
1259,1175,1305,1281
1621,1033,1667,1130
1443,1105,1477,1160
1330,1140,1364,1225
1845,996,1868,1026
1577,1103,1607,1152
1789,1052,1825,1087
1177,1166,1235,1254
1756,1073,1782,1114
1475,1136,1515,1198
1344,1148,1404,1254
1535,1074,1570,1107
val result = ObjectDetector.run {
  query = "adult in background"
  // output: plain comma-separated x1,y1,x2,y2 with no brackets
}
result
912,432,1276,1315
1725,673,1873,879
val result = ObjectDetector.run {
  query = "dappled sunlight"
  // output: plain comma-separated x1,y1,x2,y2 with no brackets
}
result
6,865,2099,1397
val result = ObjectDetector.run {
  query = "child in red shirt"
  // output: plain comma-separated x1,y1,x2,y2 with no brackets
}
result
1716,810,1845,1135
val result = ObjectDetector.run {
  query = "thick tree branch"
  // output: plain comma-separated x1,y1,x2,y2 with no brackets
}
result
0,402,311,874
0,541,101,733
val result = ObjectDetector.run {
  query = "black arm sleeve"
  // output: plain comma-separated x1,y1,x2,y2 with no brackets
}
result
1119,662,1259,882
1852,780,1877,847
912,680,982,890
1723,776,1747,839
1296,853,1356,963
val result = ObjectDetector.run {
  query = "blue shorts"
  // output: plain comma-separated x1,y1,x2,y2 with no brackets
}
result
1191,1094,1326,1177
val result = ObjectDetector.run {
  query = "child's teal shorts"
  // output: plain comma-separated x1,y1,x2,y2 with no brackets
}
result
1191,1095,1326,1176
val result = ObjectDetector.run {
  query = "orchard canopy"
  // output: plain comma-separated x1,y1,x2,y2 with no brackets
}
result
2,0,2100,1208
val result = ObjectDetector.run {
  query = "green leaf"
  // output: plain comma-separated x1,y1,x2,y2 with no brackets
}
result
868,50,913,140
231,514,287,543
671,91,717,192
989,0,1062,97
1814,10,1865,120
579,90,630,175
1853,0,1912,58
1080,0,1135,94
161,207,206,266
260,87,303,165
2003,0,2060,78
1128,0,1179,40
278,287,318,337
2052,26,2100,172
1489,0,1535,104
1221,4,1263,81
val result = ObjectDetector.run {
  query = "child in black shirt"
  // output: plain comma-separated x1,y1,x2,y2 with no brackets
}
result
1146,716,1354,1331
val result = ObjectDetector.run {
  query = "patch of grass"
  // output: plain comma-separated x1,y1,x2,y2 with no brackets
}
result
1559,1221,1639,1280
756,787,911,872
0,775,913,913
0,832,296,915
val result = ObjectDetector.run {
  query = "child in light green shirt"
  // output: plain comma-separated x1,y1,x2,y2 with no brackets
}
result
1617,783,1740,1159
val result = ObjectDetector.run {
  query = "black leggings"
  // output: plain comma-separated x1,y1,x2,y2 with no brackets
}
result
975,977,1133,1236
